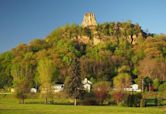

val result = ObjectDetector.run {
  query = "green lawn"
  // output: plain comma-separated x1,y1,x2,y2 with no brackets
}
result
0,95,165,114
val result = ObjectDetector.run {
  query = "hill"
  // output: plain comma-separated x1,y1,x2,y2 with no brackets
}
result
0,12,166,91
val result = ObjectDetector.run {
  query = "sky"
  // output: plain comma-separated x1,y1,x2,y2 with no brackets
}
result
0,0,166,53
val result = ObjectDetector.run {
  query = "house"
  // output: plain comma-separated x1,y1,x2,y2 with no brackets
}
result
124,84,141,92
30,88,37,93
11,88,15,93
52,84,64,93
53,78,92,93
11,88,37,93
82,78,92,92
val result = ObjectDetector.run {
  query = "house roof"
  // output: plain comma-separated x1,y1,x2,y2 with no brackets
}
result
82,78,92,85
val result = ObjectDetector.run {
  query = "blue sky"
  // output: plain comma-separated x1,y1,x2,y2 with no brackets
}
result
0,0,166,53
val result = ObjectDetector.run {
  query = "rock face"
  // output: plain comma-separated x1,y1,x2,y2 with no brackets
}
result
81,12,143,45
80,12,100,45
82,12,97,28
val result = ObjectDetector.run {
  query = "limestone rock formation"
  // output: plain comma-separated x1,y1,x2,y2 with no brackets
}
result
81,12,143,45
82,12,97,28
81,12,101,45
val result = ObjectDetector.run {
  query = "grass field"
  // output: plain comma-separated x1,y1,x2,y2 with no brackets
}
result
0,95,165,114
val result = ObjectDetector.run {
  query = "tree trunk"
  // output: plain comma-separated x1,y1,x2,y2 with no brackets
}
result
45,98,48,104
22,98,24,104
149,83,151,92
74,98,77,106
142,79,144,92
130,35,133,44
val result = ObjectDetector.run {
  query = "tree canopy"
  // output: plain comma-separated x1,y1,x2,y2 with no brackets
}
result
0,21,166,93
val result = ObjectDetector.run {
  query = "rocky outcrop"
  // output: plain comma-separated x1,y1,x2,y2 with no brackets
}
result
82,12,97,28
81,12,101,45
81,12,144,45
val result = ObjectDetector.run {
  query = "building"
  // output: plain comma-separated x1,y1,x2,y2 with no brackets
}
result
52,84,64,93
124,84,141,92
30,88,37,93
82,78,92,92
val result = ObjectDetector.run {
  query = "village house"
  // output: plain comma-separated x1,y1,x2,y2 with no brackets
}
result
30,88,37,93
82,78,92,92
52,84,64,93
11,78,92,94
124,84,141,92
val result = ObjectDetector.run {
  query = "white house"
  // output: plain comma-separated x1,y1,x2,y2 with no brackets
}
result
30,88,37,93
124,84,141,92
11,88,15,93
82,78,92,92
52,78,92,93
11,88,37,93
52,84,64,93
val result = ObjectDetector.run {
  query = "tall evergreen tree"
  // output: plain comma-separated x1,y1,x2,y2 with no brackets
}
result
64,59,83,106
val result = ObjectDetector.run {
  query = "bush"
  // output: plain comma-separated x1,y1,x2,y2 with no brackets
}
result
111,91,142,107
142,92,157,99
142,92,162,106
54,91,68,99
111,91,126,106
158,83,166,92
140,99,145,107
153,78,160,91
93,81,110,105
127,93,142,107
158,92,166,99
80,92,97,105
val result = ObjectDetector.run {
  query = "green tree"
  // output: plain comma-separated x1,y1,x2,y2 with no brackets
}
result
143,77,153,92
38,57,55,103
153,78,160,91
113,73,131,91
11,62,33,104
0,51,13,88
64,59,83,106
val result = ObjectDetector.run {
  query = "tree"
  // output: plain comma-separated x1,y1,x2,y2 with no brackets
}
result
157,59,166,81
38,57,54,103
92,81,110,105
11,62,33,104
29,39,50,52
138,58,157,83
153,78,160,91
114,38,132,59
64,59,83,106
0,51,13,88
113,73,131,91
143,77,153,92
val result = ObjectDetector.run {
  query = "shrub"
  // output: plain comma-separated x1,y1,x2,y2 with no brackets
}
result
111,91,126,105
153,78,160,91
158,92,166,99
54,91,68,99
80,92,97,105
158,83,166,92
111,91,142,107
127,93,142,107
142,92,157,99
93,81,110,105
140,99,145,107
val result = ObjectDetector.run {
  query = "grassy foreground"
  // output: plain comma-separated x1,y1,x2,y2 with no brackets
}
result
0,95,165,114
